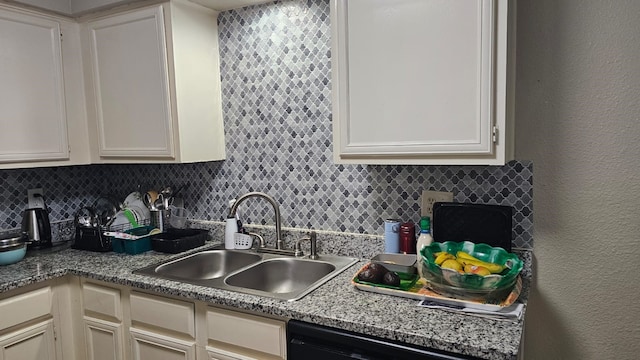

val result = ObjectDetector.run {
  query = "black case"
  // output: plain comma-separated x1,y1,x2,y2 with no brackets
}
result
431,202,513,252
73,226,112,252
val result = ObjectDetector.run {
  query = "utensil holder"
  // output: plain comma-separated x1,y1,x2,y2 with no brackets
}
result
150,210,166,232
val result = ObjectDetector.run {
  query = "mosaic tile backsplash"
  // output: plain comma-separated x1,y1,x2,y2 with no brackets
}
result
0,0,533,249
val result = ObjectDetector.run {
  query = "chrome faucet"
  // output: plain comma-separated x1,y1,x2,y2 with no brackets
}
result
228,192,284,250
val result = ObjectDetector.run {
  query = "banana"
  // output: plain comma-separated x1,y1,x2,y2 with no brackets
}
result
440,259,463,272
434,252,455,265
456,251,505,274
456,251,482,262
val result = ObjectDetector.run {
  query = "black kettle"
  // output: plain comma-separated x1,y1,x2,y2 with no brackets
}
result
22,207,52,249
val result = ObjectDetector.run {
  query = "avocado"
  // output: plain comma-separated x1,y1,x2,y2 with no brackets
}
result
382,271,401,287
358,263,388,283
367,263,387,274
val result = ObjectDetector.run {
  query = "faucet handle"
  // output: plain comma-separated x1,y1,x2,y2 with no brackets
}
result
247,232,266,248
295,231,319,259
308,231,318,259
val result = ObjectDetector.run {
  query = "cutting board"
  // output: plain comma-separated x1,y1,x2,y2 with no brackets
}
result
432,202,513,252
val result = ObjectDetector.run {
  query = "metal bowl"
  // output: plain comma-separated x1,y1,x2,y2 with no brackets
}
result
0,233,27,249
371,253,417,274
0,234,28,265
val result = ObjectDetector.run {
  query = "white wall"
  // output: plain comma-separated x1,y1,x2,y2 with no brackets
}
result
515,0,640,358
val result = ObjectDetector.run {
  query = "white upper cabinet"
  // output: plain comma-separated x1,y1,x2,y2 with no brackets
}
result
82,0,226,163
9,0,276,16
331,0,515,165
0,5,90,169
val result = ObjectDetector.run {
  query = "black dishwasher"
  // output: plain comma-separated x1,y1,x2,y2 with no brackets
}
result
287,320,480,360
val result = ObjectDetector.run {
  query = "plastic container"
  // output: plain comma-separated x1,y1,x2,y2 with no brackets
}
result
109,226,155,255
416,216,433,262
234,233,254,250
168,206,187,229
371,253,417,274
224,217,238,249
112,237,152,254
150,228,208,253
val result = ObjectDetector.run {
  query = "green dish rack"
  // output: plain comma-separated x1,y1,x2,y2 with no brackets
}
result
109,226,156,255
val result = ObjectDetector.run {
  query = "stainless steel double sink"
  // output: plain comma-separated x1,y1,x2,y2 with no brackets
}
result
134,248,358,301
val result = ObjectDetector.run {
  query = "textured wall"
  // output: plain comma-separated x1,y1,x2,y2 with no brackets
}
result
515,0,640,358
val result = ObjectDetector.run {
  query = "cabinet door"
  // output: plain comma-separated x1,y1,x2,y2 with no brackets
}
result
86,5,175,159
332,0,513,165
0,7,69,163
0,319,56,360
206,346,260,360
130,328,196,360
206,308,286,360
84,317,124,360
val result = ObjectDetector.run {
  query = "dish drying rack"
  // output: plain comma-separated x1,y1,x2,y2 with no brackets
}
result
73,207,150,252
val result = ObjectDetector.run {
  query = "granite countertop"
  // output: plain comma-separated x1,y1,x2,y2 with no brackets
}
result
0,240,529,360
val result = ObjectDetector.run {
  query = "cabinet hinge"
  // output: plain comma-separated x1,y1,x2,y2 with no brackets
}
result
492,126,498,143
53,324,57,341
60,32,63,42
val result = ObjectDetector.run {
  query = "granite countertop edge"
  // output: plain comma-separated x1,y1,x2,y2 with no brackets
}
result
0,241,530,360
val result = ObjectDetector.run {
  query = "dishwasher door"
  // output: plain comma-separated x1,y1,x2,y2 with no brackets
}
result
287,320,479,360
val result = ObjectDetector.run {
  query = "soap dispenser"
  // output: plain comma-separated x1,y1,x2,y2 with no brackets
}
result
224,199,238,249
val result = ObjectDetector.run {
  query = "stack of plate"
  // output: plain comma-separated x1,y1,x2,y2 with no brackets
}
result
108,192,150,230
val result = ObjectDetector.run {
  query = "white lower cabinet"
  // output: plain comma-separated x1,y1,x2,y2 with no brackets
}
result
205,308,286,360
84,318,124,360
81,281,125,360
0,286,55,360
206,346,258,360
0,278,80,360
130,328,196,360
0,320,56,360
129,292,196,360
77,279,287,360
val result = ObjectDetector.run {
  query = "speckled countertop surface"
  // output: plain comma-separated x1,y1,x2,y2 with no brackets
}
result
0,228,531,360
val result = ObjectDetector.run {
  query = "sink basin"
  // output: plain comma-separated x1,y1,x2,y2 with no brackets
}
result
145,250,261,280
134,247,358,301
225,258,336,294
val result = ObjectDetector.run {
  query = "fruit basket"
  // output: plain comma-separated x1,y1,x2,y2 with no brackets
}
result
420,241,523,291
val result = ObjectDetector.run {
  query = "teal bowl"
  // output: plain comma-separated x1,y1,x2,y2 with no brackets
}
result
0,245,27,266
420,241,523,290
